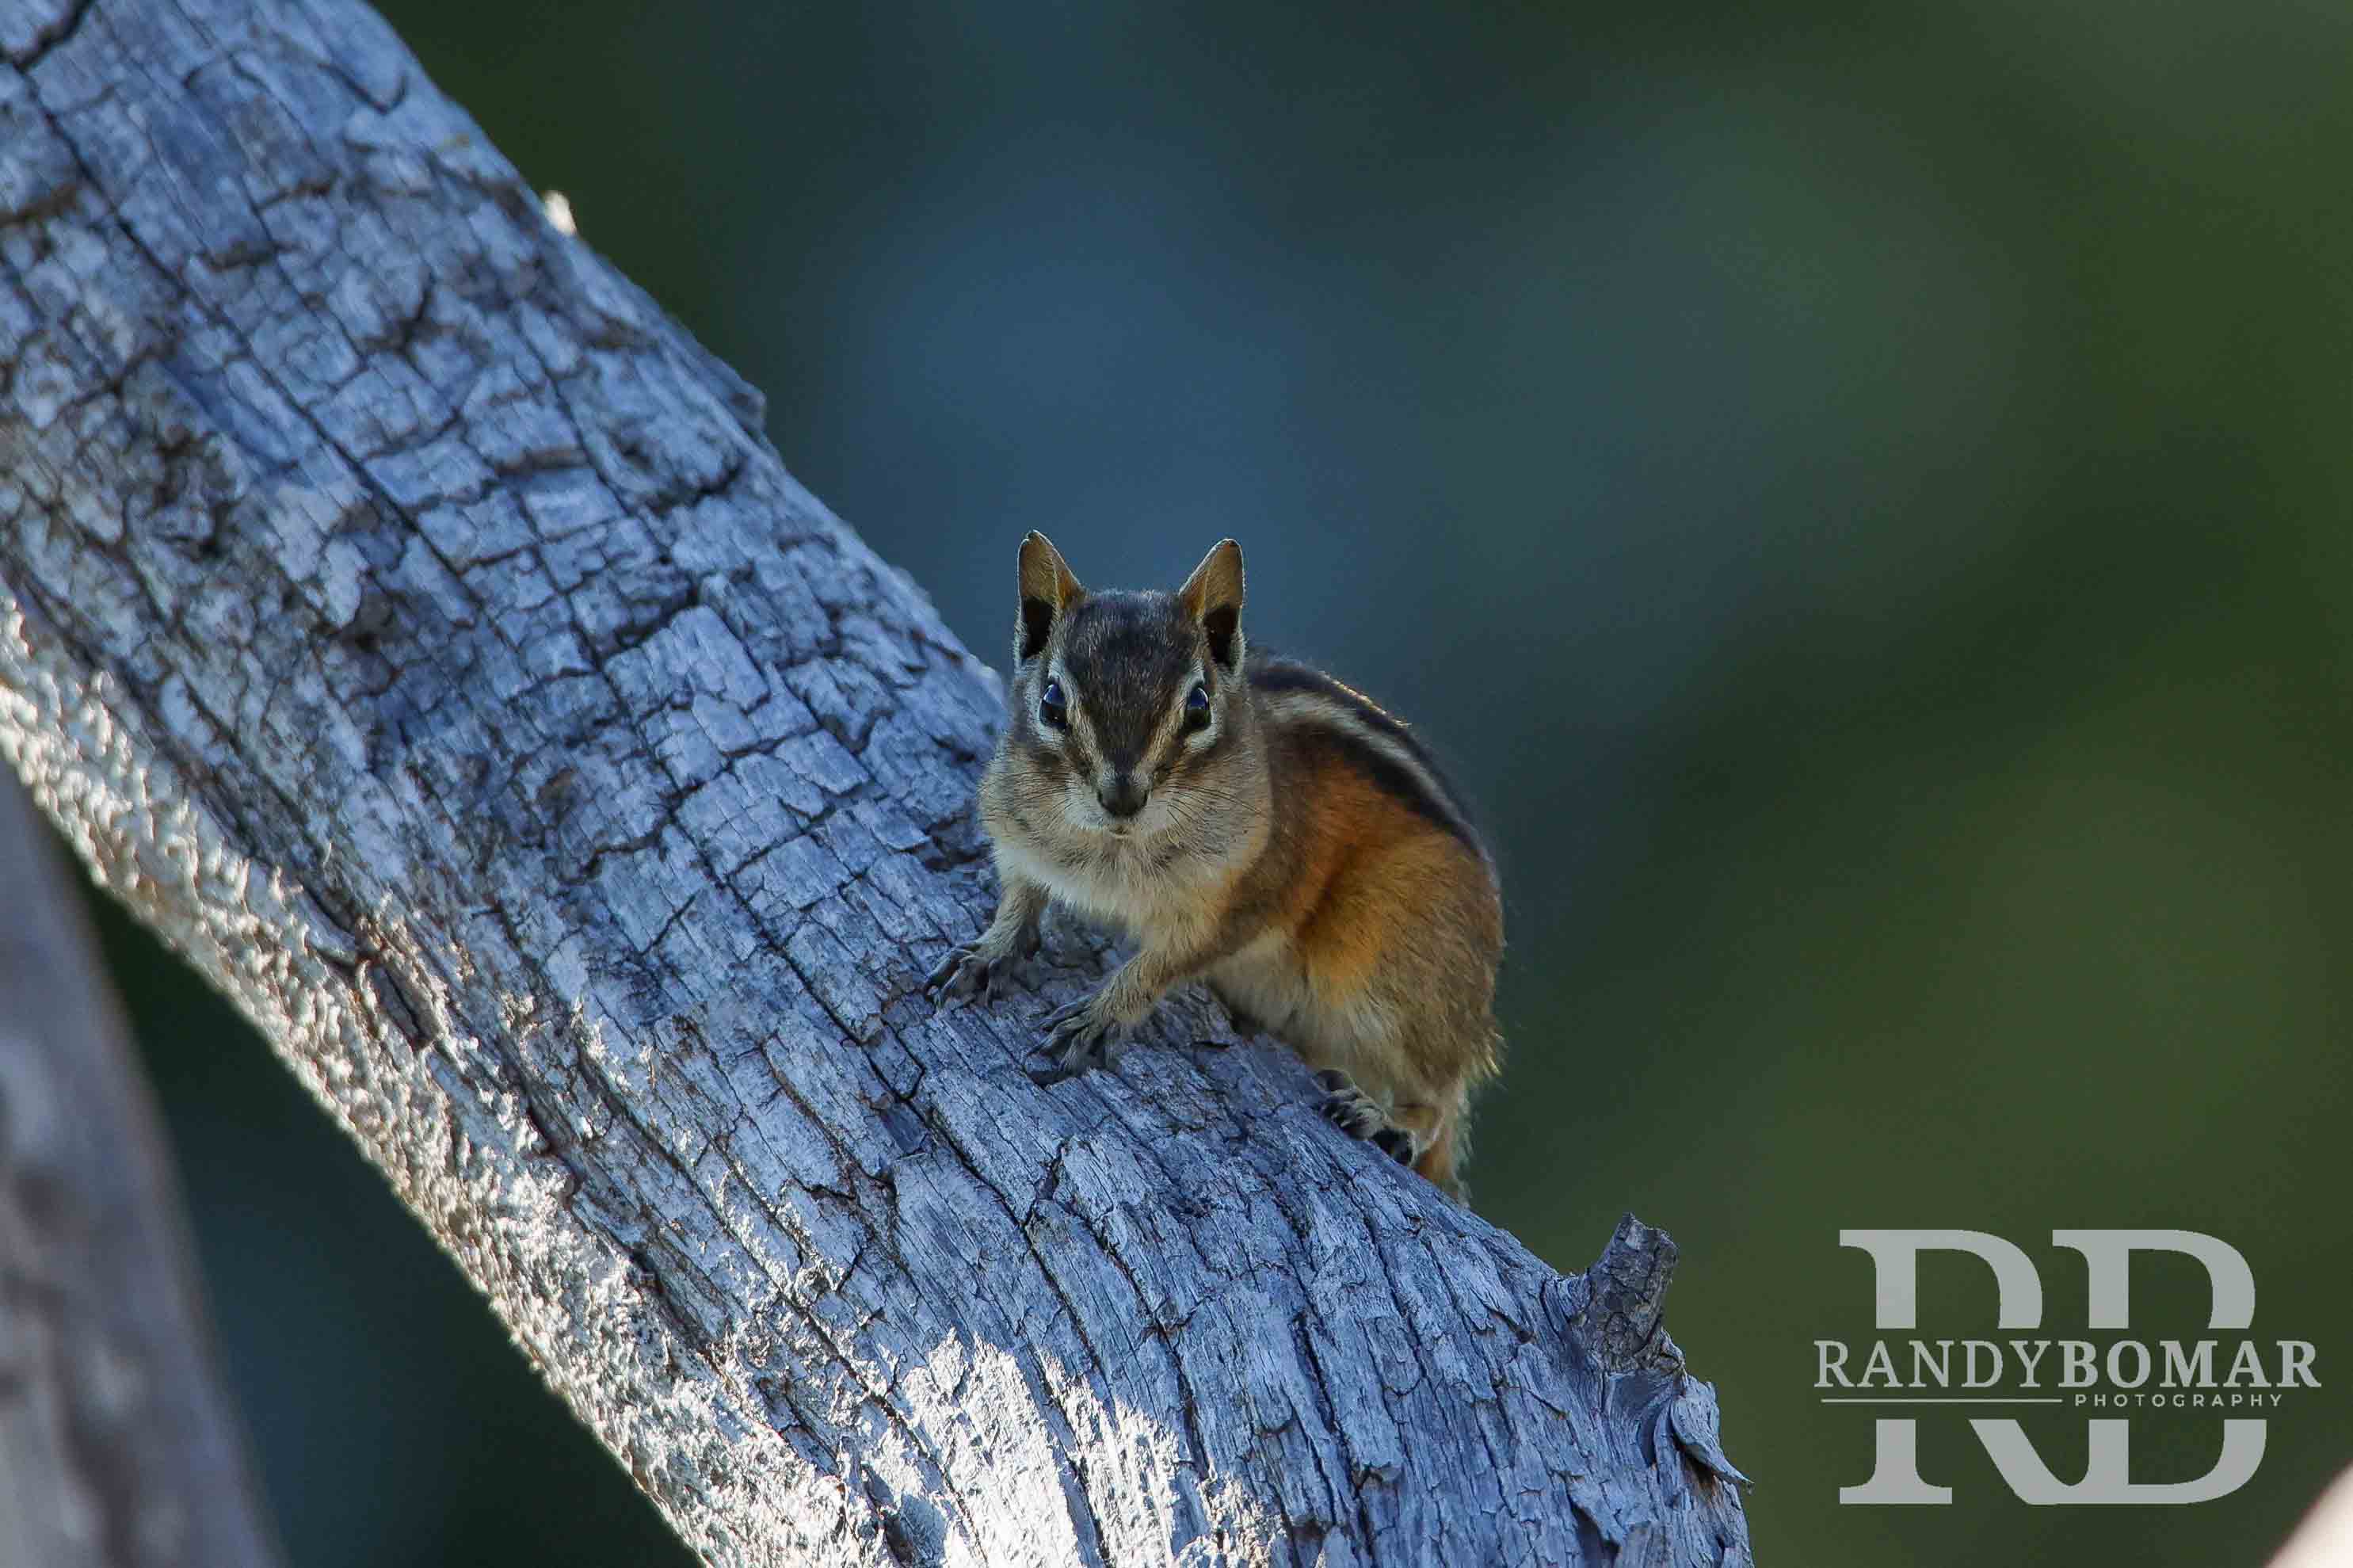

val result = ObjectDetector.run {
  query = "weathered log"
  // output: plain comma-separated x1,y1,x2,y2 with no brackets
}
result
0,0,1752,1560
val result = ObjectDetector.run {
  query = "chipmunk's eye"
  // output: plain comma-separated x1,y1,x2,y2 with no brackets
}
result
1184,681,1211,731
1039,679,1069,731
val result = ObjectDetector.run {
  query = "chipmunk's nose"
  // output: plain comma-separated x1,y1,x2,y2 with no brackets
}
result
1098,773,1148,820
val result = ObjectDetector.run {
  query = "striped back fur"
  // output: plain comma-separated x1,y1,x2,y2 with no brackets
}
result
1246,653,1491,872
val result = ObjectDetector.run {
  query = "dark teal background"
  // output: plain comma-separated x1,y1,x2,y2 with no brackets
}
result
91,1,2352,1562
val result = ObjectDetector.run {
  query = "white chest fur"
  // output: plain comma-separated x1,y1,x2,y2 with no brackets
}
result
993,832,1208,940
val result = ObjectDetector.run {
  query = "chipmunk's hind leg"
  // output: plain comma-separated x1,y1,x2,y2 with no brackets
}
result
1314,1070,1421,1167
1313,1072,1469,1200
1398,1103,1466,1200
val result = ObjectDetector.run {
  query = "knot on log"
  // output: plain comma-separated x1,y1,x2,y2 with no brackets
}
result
1550,1211,1681,1375
1545,1214,1755,1506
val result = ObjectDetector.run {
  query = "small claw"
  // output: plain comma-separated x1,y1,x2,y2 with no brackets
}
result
925,944,1005,1005
1316,1071,1413,1163
1318,1089,1383,1141
925,953,967,997
1029,996,1119,1085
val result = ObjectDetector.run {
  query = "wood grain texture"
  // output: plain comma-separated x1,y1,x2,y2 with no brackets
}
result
0,771,283,1567
0,1,1754,1562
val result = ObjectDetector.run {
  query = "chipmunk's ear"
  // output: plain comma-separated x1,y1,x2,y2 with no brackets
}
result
1016,531,1084,662
1178,538,1245,670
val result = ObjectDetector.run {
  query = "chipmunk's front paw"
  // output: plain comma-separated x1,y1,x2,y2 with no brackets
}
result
925,932,1035,1005
925,944,1001,1003
1030,995,1127,1085
1315,1070,1417,1166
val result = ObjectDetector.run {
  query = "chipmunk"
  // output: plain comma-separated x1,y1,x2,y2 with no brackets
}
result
928,532,1503,1197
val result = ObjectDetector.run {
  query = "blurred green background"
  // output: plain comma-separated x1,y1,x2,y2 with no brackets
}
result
82,0,2351,1562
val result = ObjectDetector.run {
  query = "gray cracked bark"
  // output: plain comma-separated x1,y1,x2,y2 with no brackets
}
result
0,773,283,1568
0,0,1754,1562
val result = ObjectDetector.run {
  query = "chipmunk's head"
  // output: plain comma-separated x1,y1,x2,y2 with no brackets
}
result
1003,531,1253,841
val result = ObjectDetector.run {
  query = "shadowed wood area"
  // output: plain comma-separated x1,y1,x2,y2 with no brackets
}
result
0,0,1751,1561
0,771,283,1566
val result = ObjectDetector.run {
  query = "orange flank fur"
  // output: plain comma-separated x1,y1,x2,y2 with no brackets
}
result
1291,777,1446,1000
